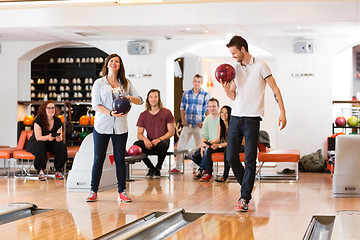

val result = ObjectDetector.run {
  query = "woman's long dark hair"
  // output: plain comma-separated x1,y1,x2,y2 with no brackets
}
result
102,53,128,91
220,105,231,142
37,100,55,131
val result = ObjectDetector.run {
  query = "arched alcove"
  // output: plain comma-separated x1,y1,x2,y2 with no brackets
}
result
332,43,360,135
165,40,277,149
17,42,109,120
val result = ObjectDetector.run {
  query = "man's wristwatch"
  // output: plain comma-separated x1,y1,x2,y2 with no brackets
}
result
219,144,223,148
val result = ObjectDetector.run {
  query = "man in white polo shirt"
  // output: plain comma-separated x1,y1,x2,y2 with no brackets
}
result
221,35,287,212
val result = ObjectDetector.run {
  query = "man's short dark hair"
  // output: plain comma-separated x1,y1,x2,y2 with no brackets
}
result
226,35,248,52
208,97,219,106
194,74,203,79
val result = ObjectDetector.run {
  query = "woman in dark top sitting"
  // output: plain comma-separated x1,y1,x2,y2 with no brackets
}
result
26,100,67,181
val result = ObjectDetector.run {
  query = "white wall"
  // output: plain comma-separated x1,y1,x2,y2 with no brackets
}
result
1,36,359,156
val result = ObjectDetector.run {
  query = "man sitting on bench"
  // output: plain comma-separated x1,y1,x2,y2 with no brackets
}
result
133,89,175,178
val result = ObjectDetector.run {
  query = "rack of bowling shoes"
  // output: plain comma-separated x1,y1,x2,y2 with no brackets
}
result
30,47,107,102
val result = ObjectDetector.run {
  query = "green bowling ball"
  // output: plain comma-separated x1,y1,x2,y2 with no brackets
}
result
79,130,90,140
347,116,359,127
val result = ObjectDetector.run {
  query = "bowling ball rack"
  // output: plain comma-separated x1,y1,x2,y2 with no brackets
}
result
303,210,360,240
0,203,51,226
95,208,204,240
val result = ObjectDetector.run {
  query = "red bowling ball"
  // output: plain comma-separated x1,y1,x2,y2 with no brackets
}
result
128,145,142,156
335,116,346,127
215,64,236,83
112,96,131,115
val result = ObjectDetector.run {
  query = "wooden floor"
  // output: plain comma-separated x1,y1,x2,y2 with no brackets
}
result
0,166,359,239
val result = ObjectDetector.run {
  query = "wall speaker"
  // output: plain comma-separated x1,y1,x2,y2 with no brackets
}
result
127,41,151,55
293,39,314,53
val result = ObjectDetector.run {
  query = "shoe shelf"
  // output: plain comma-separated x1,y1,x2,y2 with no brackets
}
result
30,47,107,103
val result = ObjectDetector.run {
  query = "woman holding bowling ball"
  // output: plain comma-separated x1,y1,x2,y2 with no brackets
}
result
87,53,143,202
25,100,67,181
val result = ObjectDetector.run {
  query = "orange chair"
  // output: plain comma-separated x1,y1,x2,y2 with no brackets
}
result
12,130,36,177
11,130,80,178
0,149,12,177
211,146,251,177
0,130,33,177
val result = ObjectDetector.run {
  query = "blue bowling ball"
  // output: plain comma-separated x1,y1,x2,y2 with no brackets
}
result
69,131,80,141
112,96,131,115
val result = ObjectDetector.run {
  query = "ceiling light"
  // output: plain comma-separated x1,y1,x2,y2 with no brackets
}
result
115,0,163,4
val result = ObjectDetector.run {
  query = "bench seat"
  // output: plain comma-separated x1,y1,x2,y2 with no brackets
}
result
12,146,80,160
258,149,300,162
257,149,300,181
210,144,300,181
125,149,188,179
12,146,80,178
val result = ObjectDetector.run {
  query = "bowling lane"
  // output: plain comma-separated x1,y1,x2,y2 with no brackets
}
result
2,170,360,239
0,209,153,239
167,213,315,240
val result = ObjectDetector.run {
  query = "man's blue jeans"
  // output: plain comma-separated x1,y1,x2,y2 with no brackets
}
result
91,129,128,193
226,116,261,202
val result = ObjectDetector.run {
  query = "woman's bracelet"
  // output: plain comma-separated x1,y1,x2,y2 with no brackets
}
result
109,111,112,116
